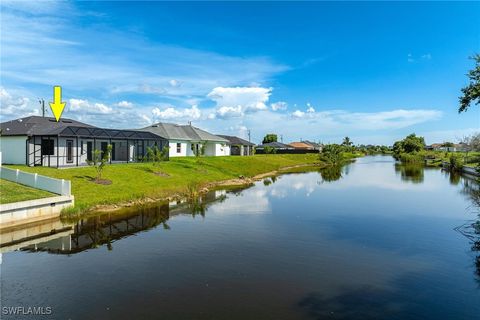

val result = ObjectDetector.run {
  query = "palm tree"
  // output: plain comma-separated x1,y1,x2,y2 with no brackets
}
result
342,136,353,147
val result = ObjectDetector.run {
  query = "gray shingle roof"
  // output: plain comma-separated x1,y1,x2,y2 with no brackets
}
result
217,135,255,146
141,123,228,142
0,116,95,136
256,142,294,149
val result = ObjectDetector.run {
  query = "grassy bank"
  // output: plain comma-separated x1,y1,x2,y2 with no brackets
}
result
395,151,480,168
7,154,320,213
0,179,55,204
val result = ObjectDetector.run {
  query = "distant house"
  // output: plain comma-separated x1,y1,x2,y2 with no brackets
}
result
454,143,469,152
255,141,294,152
217,135,255,156
0,116,166,167
141,123,230,157
426,143,466,152
425,143,441,151
289,141,315,150
301,140,323,151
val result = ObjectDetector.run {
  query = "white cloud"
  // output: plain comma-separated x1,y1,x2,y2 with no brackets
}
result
290,103,315,118
208,87,272,119
68,99,112,114
116,100,133,108
291,110,305,118
169,79,180,87
407,53,432,63
215,106,243,119
333,109,442,130
140,114,152,124
271,101,288,111
152,105,201,121
0,87,32,116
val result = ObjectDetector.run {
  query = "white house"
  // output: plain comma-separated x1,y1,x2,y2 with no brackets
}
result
141,123,230,157
0,116,167,167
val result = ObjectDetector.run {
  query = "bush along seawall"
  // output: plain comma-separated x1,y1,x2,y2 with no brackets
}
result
392,133,480,176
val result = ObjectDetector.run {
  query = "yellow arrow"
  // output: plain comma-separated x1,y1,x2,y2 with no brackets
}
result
49,86,66,122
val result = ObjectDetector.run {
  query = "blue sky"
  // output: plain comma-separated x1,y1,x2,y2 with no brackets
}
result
1,1,479,145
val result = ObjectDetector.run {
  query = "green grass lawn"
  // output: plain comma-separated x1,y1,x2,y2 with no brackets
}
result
0,179,55,204
7,154,320,213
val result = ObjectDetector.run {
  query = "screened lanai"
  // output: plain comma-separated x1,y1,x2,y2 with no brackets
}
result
26,125,168,167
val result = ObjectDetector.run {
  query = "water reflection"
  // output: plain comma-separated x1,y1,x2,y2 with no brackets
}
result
1,190,231,255
319,165,343,183
394,163,424,183
458,177,480,284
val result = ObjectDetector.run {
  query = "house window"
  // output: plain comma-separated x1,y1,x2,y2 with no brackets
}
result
176,143,181,153
191,144,194,151
66,140,73,163
41,139,54,155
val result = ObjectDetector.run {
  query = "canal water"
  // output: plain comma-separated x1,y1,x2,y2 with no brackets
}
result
1,156,479,319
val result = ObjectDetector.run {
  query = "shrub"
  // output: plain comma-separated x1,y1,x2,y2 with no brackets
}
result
319,144,345,165
396,152,425,164
449,154,464,171
263,146,276,154
146,145,169,166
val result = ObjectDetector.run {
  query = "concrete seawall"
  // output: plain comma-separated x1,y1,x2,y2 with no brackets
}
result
0,196,74,229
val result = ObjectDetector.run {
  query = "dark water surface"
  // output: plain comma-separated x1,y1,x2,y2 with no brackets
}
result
1,156,479,319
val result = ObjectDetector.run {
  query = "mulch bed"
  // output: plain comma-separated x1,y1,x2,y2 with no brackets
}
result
90,178,112,185
153,172,170,177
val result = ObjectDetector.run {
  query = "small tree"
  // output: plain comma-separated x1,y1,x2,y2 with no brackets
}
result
193,141,207,157
262,134,278,144
86,144,112,182
146,145,169,170
263,146,276,154
459,54,480,113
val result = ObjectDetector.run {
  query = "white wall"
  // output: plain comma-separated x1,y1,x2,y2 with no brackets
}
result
167,140,230,157
206,142,230,156
215,143,230,156
0,136,28,165
168,141,230,157
169,140,188,157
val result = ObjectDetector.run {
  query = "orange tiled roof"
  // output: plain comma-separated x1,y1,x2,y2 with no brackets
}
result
288,142,314,150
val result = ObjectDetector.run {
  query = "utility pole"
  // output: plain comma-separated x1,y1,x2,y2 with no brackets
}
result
247,129,251,143
39,99,46,117
280,134,283,143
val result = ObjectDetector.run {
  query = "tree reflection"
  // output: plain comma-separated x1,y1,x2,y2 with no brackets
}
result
394,164,424,183
319,166,343,183
263,178,273,186
458,177,480,284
